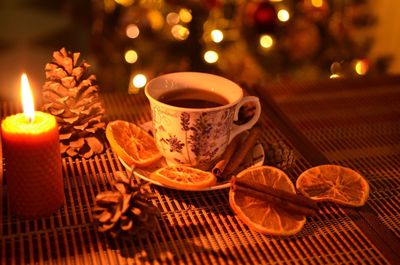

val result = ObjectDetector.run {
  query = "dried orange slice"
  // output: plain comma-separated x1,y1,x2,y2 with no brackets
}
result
229,166,306,236
296,165,369,207
150,166,216,190
106,120,162,167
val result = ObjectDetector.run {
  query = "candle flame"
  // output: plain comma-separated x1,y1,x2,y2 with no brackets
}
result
21,73,35,122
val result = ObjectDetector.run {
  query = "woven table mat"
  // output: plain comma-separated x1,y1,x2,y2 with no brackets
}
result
0,90,396,264
251,77,400,263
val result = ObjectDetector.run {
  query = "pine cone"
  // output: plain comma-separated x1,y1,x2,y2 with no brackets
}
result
93,171,159,239
264,141,295,170
42,48,106,158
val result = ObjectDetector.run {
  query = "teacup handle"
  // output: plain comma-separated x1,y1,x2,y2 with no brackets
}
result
230,96,261,141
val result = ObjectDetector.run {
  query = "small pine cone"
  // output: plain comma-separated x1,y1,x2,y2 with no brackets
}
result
264,141,295,170
42,47,106,158
93,172,159,239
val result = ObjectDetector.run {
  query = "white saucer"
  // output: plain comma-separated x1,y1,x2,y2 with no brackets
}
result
118,122,265,191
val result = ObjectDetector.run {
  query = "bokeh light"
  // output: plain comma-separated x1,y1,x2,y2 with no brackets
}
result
355,59,369,75
124,50,138,64
147,9,164,30
126,24,139,39
204,50,219,63
277,9,290,22
132,74,147,88
259,35,274,48
171,25,190,40
211,29,224,43
330,62,341,74
166,12,180,25
311,0,324,8
330,74,340,79
115,0,134,7
179,8,192,23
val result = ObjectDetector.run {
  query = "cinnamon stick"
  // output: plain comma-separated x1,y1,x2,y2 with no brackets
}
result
231,177,317,216
235,179,317,210
223,126,261,177
212,133,245,179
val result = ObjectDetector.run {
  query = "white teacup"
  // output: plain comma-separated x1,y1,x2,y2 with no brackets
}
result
145,72,261,170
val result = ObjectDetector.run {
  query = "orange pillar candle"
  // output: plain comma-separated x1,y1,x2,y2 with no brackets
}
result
1,74,64,218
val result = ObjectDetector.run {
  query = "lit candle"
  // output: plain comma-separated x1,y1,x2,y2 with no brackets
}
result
1,73,64,218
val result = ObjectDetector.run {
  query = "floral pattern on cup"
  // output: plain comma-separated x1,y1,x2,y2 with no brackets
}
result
151,104,235,169
145,72,262,170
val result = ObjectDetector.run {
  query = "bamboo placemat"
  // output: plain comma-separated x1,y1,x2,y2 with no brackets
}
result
252,77,400,263
0,89,396,264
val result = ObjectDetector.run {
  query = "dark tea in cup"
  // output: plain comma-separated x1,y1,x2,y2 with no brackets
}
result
159,88,229,108
145,72,261,169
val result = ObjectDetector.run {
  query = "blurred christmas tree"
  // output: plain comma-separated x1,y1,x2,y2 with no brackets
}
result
89,0,390,92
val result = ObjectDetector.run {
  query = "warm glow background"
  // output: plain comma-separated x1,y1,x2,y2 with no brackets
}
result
0,0,399,101
370,0,400,74
0,0,85,102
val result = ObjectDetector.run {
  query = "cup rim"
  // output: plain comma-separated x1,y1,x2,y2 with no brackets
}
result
145,72,243,112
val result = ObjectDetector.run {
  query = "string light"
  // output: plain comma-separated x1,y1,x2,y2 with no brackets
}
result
211,29,224,43
147,10,164,31
171,25,190,40
330,61,342,77
124,50,138,64
132,74,147,88
204,50,219,63
128,73,147,94
311,0,324,8
179,8,192,23
166,12,180,25
114,0,134,7
277,9,290,22
354,59,369,75
330,74,340,79
126,24,139,39
259,34,274,48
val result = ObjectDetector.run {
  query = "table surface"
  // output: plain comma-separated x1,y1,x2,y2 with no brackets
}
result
1,76,400,264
